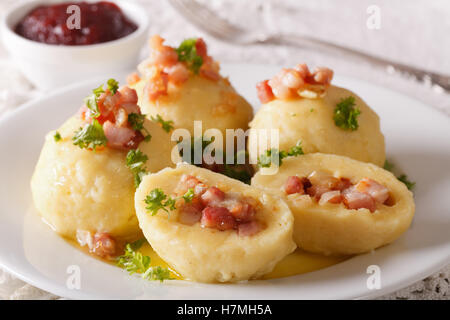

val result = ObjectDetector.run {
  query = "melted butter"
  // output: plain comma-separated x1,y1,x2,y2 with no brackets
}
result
138,242,182,280
262,249,348,279
66,238,347,281
138,242,348,281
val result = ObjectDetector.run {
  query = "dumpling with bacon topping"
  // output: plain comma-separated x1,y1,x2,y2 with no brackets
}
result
249,64,385,167
251,153,415,255
128,36,253,137
134,163,296,282
31,80,177,258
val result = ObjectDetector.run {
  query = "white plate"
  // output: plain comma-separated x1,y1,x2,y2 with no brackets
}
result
0,64,449,300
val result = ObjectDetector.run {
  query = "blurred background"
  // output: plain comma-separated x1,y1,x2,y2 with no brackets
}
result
1,0,449,116
0,0,449,300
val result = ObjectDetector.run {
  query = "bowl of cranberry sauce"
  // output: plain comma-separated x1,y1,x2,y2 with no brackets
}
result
1,1,149,90
15,1,138,46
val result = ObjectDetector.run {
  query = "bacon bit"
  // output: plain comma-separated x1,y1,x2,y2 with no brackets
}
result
308,171,340,189
149,35,178,67
201,206,236,231
119,86,138,104
177,174,201,194
195,38,208,59
92,232,117,258
200,66,221,81
268,71,294,100
144,72,169,101
229,201,255,221
342,186,376,212
114,107,128,127
384,194,395,206
177,198,203,225
319,190,342,205
196,38,221,81
76,230,117,258
294,63,310,78
306,184,332,200
284,176,305,195
238,221,262,237
285,172,390,213
126,72,141,86
335,177,352,191
124,130,145,150
355,178,389,204
194,183,208,196
166,62,190,85
176,175,262,234
201,186,225,206
137,36,222,101
103,121,136,150
257,63,334,103
78,84,147,151
256,80,275,104
313,67,334,84
282,69,304,88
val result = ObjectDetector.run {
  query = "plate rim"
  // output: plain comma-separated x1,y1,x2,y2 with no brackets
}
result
0,63,449,300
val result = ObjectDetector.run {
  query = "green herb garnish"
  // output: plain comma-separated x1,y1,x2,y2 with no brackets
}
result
223,164,252,184
72,119,107,150
175,38,203,74
54,131,62,142
151,114,174,133
83,79,119,118
383,160,416,190
107,78,119,94
258,140,304,168
144,188,177,216
182,188,195,203
397,174,416,191
126,149,148,187
383,160,395,172
128,113,152,142
333,96,361,131
117,239,172,282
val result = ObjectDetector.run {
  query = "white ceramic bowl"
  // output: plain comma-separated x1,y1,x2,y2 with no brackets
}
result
1,0,149,90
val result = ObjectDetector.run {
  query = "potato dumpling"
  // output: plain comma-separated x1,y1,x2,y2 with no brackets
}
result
135,163,296,283
31,115,176,241
133,75,253,137
249,85,385,167
251,154,415,255
129,36,253,138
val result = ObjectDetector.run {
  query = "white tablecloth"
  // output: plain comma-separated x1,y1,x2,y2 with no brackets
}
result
0,0,449,300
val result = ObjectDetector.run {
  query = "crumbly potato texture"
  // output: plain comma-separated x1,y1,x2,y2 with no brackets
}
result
30,116,177,241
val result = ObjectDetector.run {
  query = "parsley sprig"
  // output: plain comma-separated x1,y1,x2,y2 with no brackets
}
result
128,113,152,141
151,114,174,133
258,141,304,168
182,188,195,203
116,239,172,282
144,188,177,216
333,96,361,131
54,131,62,142
175,38,203,74
144,188,195,216
383,160,416,191
84,79,119,118
72,119,107,150
126,149,148,187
